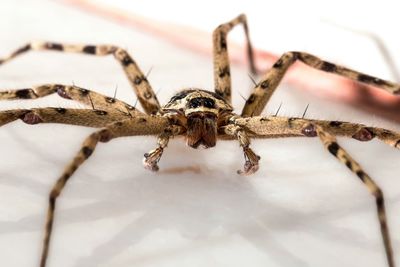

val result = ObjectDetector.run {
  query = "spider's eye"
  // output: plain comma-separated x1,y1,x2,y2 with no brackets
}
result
203,98,215,108
188,98,202,108
188,97,215,109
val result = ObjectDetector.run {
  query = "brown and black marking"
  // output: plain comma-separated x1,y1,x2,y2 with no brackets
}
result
0,14,398,267
82,45,97,55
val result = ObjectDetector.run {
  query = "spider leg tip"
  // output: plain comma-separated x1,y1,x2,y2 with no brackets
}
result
237,162,259,176
143,148,163,172
238,148,260,176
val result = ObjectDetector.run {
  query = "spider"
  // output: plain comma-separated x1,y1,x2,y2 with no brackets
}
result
0,14,398,267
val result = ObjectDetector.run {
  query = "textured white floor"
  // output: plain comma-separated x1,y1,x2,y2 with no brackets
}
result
0,1,399,267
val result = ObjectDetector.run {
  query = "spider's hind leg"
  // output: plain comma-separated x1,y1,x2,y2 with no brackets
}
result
213,14,256,103
306,123,395,267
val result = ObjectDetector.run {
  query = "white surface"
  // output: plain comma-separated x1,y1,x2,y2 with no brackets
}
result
101,0,400,79
0,1,399,267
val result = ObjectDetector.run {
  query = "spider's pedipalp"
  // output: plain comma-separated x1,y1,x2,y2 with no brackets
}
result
0,42,160,114
143,127,178,171
223,123,260,175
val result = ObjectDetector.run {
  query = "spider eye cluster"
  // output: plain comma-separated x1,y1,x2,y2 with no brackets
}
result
188,97,215,109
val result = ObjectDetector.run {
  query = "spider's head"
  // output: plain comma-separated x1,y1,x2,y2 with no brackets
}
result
185,97,218,149
162,89,233,149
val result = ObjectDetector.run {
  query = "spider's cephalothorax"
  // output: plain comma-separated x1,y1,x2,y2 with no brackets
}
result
162,89,233,148
0,13,399,267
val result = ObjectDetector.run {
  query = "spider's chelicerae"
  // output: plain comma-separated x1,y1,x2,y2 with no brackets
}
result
0,14,399,267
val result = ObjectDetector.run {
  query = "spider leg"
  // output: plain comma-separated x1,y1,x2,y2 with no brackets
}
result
0,108,131,128
313,124,395,267
0,84,143,116
39,115,172,267
228,116,400,149
223,116,397,266
213,14,256,103
0,42,160,114
312,119,400,148
241,51,400,117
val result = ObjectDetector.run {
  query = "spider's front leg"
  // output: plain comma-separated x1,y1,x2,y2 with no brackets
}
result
224,120,260,175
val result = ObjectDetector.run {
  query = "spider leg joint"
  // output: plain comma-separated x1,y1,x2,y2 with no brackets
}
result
302,123,317,137
21,111,43,124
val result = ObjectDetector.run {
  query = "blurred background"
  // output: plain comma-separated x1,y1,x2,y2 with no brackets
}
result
0,1,399,267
